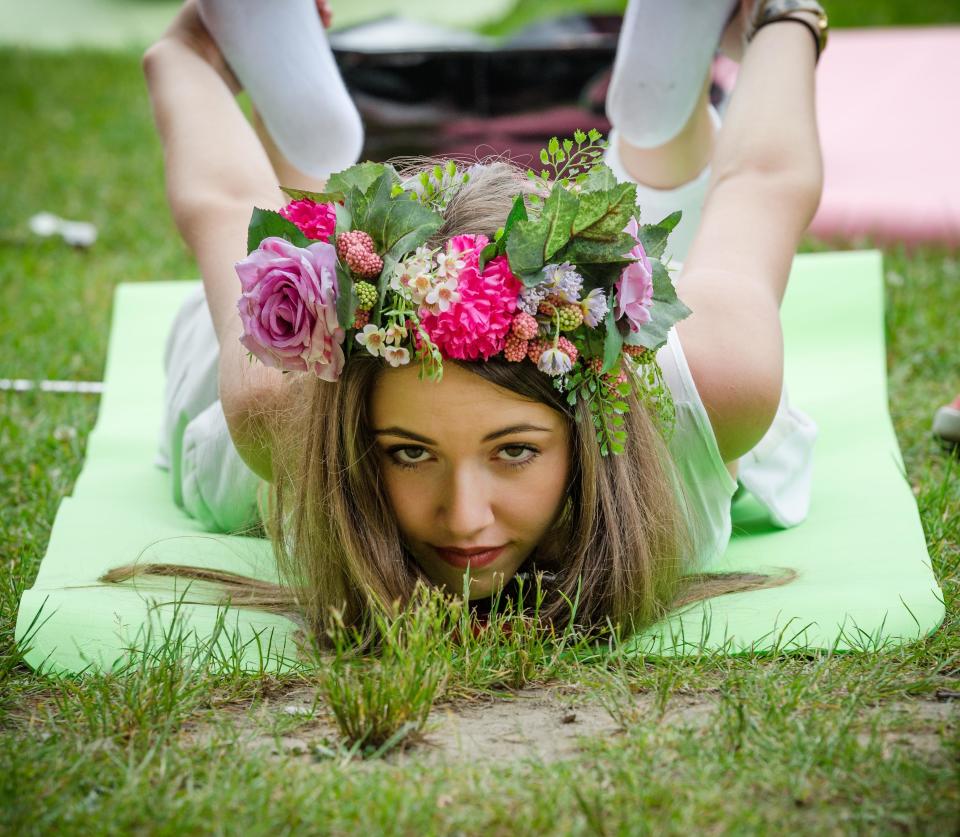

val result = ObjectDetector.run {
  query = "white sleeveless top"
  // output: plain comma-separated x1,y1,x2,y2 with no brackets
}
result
656,327,817,569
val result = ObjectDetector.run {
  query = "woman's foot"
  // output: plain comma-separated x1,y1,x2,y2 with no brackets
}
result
197,0,362,179
605,0,740,149
934,394,960,449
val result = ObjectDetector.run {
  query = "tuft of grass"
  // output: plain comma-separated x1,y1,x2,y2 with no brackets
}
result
444,573,594,694
313,576,592,754
315,588,451,756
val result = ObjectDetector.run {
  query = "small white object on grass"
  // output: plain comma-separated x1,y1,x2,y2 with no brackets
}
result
28,212,97,247
933,400,960,445
0,378,104,394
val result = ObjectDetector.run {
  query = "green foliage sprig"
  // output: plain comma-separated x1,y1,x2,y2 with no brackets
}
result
563,365,632,457
392,160,471,212
527,128,606,199
560,354,676,455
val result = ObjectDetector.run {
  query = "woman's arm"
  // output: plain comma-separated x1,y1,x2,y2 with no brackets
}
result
676,10,824,463
144,6,290,480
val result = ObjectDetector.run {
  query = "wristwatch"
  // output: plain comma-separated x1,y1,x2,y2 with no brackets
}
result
746,0,829,62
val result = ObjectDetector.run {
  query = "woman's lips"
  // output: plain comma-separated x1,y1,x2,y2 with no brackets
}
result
432,545,507,570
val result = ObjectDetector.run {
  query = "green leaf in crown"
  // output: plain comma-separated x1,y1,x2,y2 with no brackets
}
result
571,183,637,241
246,206,312,253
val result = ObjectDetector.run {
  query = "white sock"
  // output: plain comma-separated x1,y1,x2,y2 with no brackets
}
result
198,0,364,179
605,0,738,148
605,106,721,263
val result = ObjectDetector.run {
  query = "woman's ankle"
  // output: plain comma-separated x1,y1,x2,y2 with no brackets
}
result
616,85,717,190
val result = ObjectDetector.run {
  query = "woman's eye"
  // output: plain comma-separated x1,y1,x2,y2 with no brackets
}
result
391,446,431,466
497,445,538,465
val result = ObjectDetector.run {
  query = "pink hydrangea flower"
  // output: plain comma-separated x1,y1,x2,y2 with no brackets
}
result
280,199,337,242
615,217,654,332
236,236,345,381
418,235,522,360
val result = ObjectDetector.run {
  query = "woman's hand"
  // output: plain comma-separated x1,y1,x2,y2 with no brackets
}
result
719,1,755,62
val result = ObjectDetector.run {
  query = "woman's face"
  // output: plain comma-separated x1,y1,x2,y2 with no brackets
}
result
370,363,571,599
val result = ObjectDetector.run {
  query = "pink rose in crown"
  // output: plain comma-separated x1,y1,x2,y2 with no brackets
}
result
615,217,654,332
236,237,345,381
279,199,337,242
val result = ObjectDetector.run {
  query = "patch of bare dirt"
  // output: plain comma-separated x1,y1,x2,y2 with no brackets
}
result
413,688,620,764
219,686,719,765
856,699,958,763
182,689,956,768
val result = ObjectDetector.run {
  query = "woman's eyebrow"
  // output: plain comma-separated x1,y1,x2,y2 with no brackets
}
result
373,424,552,444
481,424,553,442
374,427,435,444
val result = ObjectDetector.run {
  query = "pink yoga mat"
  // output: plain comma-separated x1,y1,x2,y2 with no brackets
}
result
715,27,960,248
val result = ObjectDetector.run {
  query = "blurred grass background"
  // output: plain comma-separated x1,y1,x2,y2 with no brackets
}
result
0,0,957,52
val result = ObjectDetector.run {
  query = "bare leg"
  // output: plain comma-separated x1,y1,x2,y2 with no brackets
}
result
251,108,329,193
605,78,718,261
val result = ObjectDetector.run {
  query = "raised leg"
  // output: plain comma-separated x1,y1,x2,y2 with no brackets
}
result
198,0,363,181
604,0,738,260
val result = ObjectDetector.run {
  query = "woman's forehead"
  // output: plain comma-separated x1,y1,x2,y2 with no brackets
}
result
370,363,564,439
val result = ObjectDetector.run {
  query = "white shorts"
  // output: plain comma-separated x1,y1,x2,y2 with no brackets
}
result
155,284,264,533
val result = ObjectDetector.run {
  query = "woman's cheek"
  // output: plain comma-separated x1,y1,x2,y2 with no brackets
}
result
500,465,564,534
382,467,426,536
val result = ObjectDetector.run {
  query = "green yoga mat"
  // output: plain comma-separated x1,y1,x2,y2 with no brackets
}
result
15,251,945,673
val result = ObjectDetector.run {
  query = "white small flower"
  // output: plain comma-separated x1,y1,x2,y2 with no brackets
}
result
384,323,408,345
424,277,460,313
538,347,574,376
355,324,387,357
383,346,411,367
389,263,407,293
414,245,435,260
393,247,436,298
435,249,465,281
408,272,434,304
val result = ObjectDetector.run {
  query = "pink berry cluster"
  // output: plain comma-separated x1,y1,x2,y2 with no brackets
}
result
622,344,654,363
501,295,587,374
503,311,581,370
500,289,653,384
587,356,630,390
337,230,384,278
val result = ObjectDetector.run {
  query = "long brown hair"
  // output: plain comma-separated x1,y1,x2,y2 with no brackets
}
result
104,159,793,641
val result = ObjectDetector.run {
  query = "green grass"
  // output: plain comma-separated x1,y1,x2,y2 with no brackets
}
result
1,42,959,836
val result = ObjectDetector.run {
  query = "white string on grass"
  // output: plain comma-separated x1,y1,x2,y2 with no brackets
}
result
0,378,104,394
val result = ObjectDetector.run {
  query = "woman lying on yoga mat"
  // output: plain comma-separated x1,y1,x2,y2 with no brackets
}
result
110,0,826,639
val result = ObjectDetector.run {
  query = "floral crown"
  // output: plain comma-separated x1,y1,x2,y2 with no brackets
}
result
236,130,689,455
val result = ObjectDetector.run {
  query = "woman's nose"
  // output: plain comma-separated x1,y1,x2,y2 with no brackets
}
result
439,465,496,539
